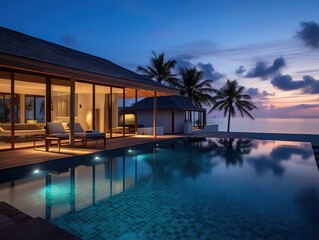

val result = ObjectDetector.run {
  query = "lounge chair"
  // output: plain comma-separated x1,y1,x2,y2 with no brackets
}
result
41,122,69,152
46,122,69,138
68,123,106,147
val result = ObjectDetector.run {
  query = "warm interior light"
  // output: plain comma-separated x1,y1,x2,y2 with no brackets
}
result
86,109,93,129
119,114,135,124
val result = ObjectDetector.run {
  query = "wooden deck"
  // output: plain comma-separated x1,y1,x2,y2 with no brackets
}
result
0,201,80,240
2,131,318,171
0,135,182,170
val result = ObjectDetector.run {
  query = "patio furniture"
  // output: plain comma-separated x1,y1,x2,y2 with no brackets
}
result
68,123,106,147
46,122,69,138
110,127,129,134
34,134,68,152
0,123,45,137
37,122,70,152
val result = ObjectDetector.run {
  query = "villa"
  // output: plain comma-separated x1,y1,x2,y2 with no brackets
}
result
1,26,319,240
134,95,207,134
0,26,182,151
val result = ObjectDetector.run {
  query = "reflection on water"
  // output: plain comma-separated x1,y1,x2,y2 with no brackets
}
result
246,143,313,176
0,138,318,239
204,138,254,167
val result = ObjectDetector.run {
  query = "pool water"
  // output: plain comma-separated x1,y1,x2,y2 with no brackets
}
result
0,138,319,239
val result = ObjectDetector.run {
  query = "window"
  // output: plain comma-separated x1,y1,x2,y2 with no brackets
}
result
0,93,19,123
25,95,45,123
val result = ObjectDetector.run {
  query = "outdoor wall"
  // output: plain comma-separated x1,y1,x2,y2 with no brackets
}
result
137,111,172,133
137,110,185,134
174,111,184,134
136,111,153,128
158,111,172,134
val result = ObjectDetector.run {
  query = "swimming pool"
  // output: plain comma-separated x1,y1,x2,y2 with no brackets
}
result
0,138,318,239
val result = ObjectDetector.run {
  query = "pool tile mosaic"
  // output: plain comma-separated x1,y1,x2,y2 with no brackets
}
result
1,138,318,239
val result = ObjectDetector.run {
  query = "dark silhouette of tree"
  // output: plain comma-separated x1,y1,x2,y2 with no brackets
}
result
137,51,177,86
207,138,254,167
175,67,216,108
210,80,258,132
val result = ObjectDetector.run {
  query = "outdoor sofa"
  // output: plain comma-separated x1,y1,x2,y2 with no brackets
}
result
0,123,45,137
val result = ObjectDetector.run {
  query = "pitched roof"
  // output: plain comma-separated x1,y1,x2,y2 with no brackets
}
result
133,95,205,111
0,27,175,92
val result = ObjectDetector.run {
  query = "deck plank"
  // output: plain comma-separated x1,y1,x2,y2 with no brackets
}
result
0,217,48,239
0,202,80,240
0,213,16,230
13,217,79,240
0,201,33,223
0,135,181,170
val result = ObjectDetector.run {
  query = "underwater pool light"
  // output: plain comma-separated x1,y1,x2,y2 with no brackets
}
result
33,169,40,174
128,149,132,153
94,156,100,160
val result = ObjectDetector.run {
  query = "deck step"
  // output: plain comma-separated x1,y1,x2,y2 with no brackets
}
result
0,213,16,230
0,202,80,240
0,217,80,240
0,201,32,223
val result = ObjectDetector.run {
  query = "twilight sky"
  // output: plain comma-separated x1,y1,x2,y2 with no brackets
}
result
1,0,319,117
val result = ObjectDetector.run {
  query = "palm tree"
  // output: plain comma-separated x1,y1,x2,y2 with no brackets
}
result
209,80,258,132
137,51,177,86
175,67,216,108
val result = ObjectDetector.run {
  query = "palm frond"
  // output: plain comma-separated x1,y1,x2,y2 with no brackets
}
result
209,79,258,131
137,51,177,85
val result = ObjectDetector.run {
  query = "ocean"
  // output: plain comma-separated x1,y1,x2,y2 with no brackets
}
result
207,117,319,134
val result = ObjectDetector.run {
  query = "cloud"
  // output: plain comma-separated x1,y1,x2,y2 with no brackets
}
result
174,55,224,80
197,63,225,80
169,40,220,57
174,54,195,70
296,21,319,49
253,103,319,117
271,74,319,94
62,34,77,48
235,65,246,75
246,57,286,79
245,88,275,100
296,69,319,74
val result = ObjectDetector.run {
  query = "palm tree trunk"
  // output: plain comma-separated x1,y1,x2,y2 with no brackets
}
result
227,110,231,132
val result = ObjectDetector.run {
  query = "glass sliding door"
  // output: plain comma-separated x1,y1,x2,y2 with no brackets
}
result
95,85,111,138
14,72,46,148
75,82,93,131
51,78,70,130
124,88,136,136
112,87,124,137
0,70,12,150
